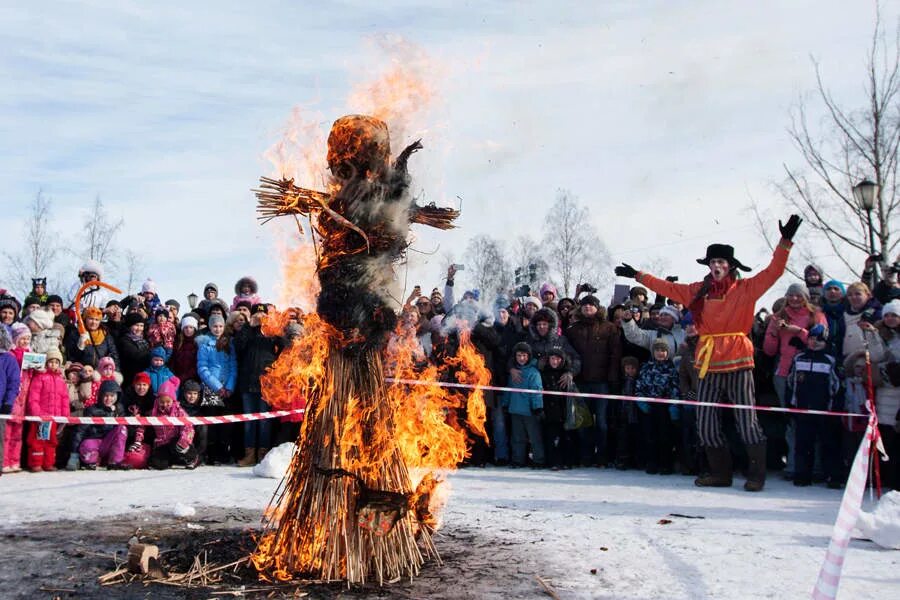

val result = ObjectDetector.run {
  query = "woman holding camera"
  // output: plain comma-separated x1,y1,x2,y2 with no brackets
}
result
842,282,884,364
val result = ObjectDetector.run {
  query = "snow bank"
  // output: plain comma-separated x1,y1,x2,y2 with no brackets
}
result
252,442,296,479
172,502,196,518
856,490,900,549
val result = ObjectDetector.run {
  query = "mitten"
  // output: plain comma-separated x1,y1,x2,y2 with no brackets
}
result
614,263,638,279
66,452,80,471
778,214,802,241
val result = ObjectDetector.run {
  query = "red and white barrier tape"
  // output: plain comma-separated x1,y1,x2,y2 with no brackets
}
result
812,398,886,599
0,408,305,426
386,378,869,419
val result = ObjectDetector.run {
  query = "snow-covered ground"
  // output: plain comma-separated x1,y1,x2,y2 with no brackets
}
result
2,466,898,598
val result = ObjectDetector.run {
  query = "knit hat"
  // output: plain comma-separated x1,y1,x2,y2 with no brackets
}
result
548,345,566,360
98,356,115,372
579,295,601,308
785,283,810,301
651,339,670,354
824,279,846,295
141,278,158,294
622,356,639,370
23,295,42,309
208,314,225,328
82,306,103,320
98,378,122,399
539,282,558,298
65,362,84,376
11,322,30,342
204,282,218,294
659,305,682,323
150,346,168,361
883,299,900,318
808,324,827,341
24,308,54,330
182,379,201,393
0,297,20,313
157,377,180,401
133,372,151,386
46,294,64,305
124,312,144,328
180,315,198,331
164,299,180,310
154,307,170,319
462,289,480,301
45,348,63,363
523,296,542,310
512,341,533,360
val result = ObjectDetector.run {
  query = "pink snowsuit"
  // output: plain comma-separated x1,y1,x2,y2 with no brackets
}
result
26,368,70,470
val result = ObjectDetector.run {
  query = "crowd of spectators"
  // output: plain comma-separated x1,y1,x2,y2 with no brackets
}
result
1,251,899,495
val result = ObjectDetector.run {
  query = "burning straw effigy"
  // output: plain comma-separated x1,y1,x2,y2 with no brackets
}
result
250,114,488,585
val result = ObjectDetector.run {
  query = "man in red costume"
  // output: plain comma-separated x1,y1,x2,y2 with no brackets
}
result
615,215,802,491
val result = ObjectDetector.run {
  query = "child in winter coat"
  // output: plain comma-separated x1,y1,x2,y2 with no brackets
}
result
22,308,62,355
0,327,22,475
26,348,70,472
178,379,207,461
611,356,641,470
142,346,177,395
87,356,123,408
169,315,200,383
539,346,579,470
147,307,176,352
635,339,681,474
121,372,155,469
231,276,261,311
501,342,545,467
786,324,841,487
69,379,130,470
3,325,30,473
148,378,199,470
197,314,237,463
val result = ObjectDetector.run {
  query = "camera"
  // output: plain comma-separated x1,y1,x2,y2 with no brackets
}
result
514,284,531,298
579,283,597,294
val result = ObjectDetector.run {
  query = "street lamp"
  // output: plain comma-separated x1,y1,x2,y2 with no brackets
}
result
187,292,198,310
852,179,879,288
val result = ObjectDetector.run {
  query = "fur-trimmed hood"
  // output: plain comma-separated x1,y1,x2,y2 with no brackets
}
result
234,276,259,296
528,307,560,342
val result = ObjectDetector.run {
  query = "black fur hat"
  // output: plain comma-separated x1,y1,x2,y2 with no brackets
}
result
696,244,751,272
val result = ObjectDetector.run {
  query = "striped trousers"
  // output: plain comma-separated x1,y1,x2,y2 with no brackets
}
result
696,369,765,448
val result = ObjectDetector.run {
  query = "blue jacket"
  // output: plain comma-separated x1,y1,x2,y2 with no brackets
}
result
787,348,840,410
0,352,21,410
197,335,237,392
501,359,543,416
635,359,680,419
142,363,176,395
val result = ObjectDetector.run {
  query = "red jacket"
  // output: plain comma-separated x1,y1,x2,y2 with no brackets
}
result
27,369,71,418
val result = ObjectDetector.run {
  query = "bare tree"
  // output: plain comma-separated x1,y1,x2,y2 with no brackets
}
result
123,249,145,295
3,191,60,297
82,195,124,267
463,234,510,299
542,189,612,297
762,12,900,278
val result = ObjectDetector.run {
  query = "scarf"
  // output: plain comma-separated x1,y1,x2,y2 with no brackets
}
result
689,273,734,328
88,328,106,346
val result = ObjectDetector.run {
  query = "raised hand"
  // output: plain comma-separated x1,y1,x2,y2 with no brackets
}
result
779,214,802,241
614,263,638,279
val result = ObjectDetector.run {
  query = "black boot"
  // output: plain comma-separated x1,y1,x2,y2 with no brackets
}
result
744,442,767,492
694,446,732,487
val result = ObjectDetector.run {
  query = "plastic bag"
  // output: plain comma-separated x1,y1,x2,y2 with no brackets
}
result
564,396,593,430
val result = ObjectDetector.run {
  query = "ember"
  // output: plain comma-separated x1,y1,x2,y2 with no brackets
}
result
250,113,488,585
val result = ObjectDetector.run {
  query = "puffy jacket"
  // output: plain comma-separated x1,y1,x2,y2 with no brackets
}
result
0,352,20,411
567,315,622,385
234,325,283,394
527,308,582,377
501,360,543,416
169,336,199,383
763,305,828,377
635,359,680,419
68,329,119,370
72,400,124,448
197,335,237,392
117,334,151,387
27,369,70,417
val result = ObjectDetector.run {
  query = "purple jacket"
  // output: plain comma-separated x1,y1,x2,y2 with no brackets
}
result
0,352,21,410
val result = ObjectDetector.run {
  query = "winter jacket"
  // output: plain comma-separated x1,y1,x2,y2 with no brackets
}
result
842,298,883,363
635,359,680,419
822,300,847,359
567,316,622,386
763,306,828,377
787,349,840,411
26,369,70,417
72,400,125,449
151,380,193,449
637,240,792,376
874,326,900,426
169,336,199,383
234,325,283,394
492,318,526,386
197,335,237,393
539,358,578,424
68,328,119,370
527,308,582,377
501,359,543,416
0,352,20,412
148,321,176,349
142,363,177,395
117,334,151,387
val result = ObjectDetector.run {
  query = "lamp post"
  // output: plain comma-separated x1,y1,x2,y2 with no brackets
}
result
852,179,879,289
187,292,198,310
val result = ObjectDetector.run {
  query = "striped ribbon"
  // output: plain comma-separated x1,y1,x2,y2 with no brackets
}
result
0,408,304,426
811,398,885,599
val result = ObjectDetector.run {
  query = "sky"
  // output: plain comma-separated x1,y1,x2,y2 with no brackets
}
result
1,1,896,310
